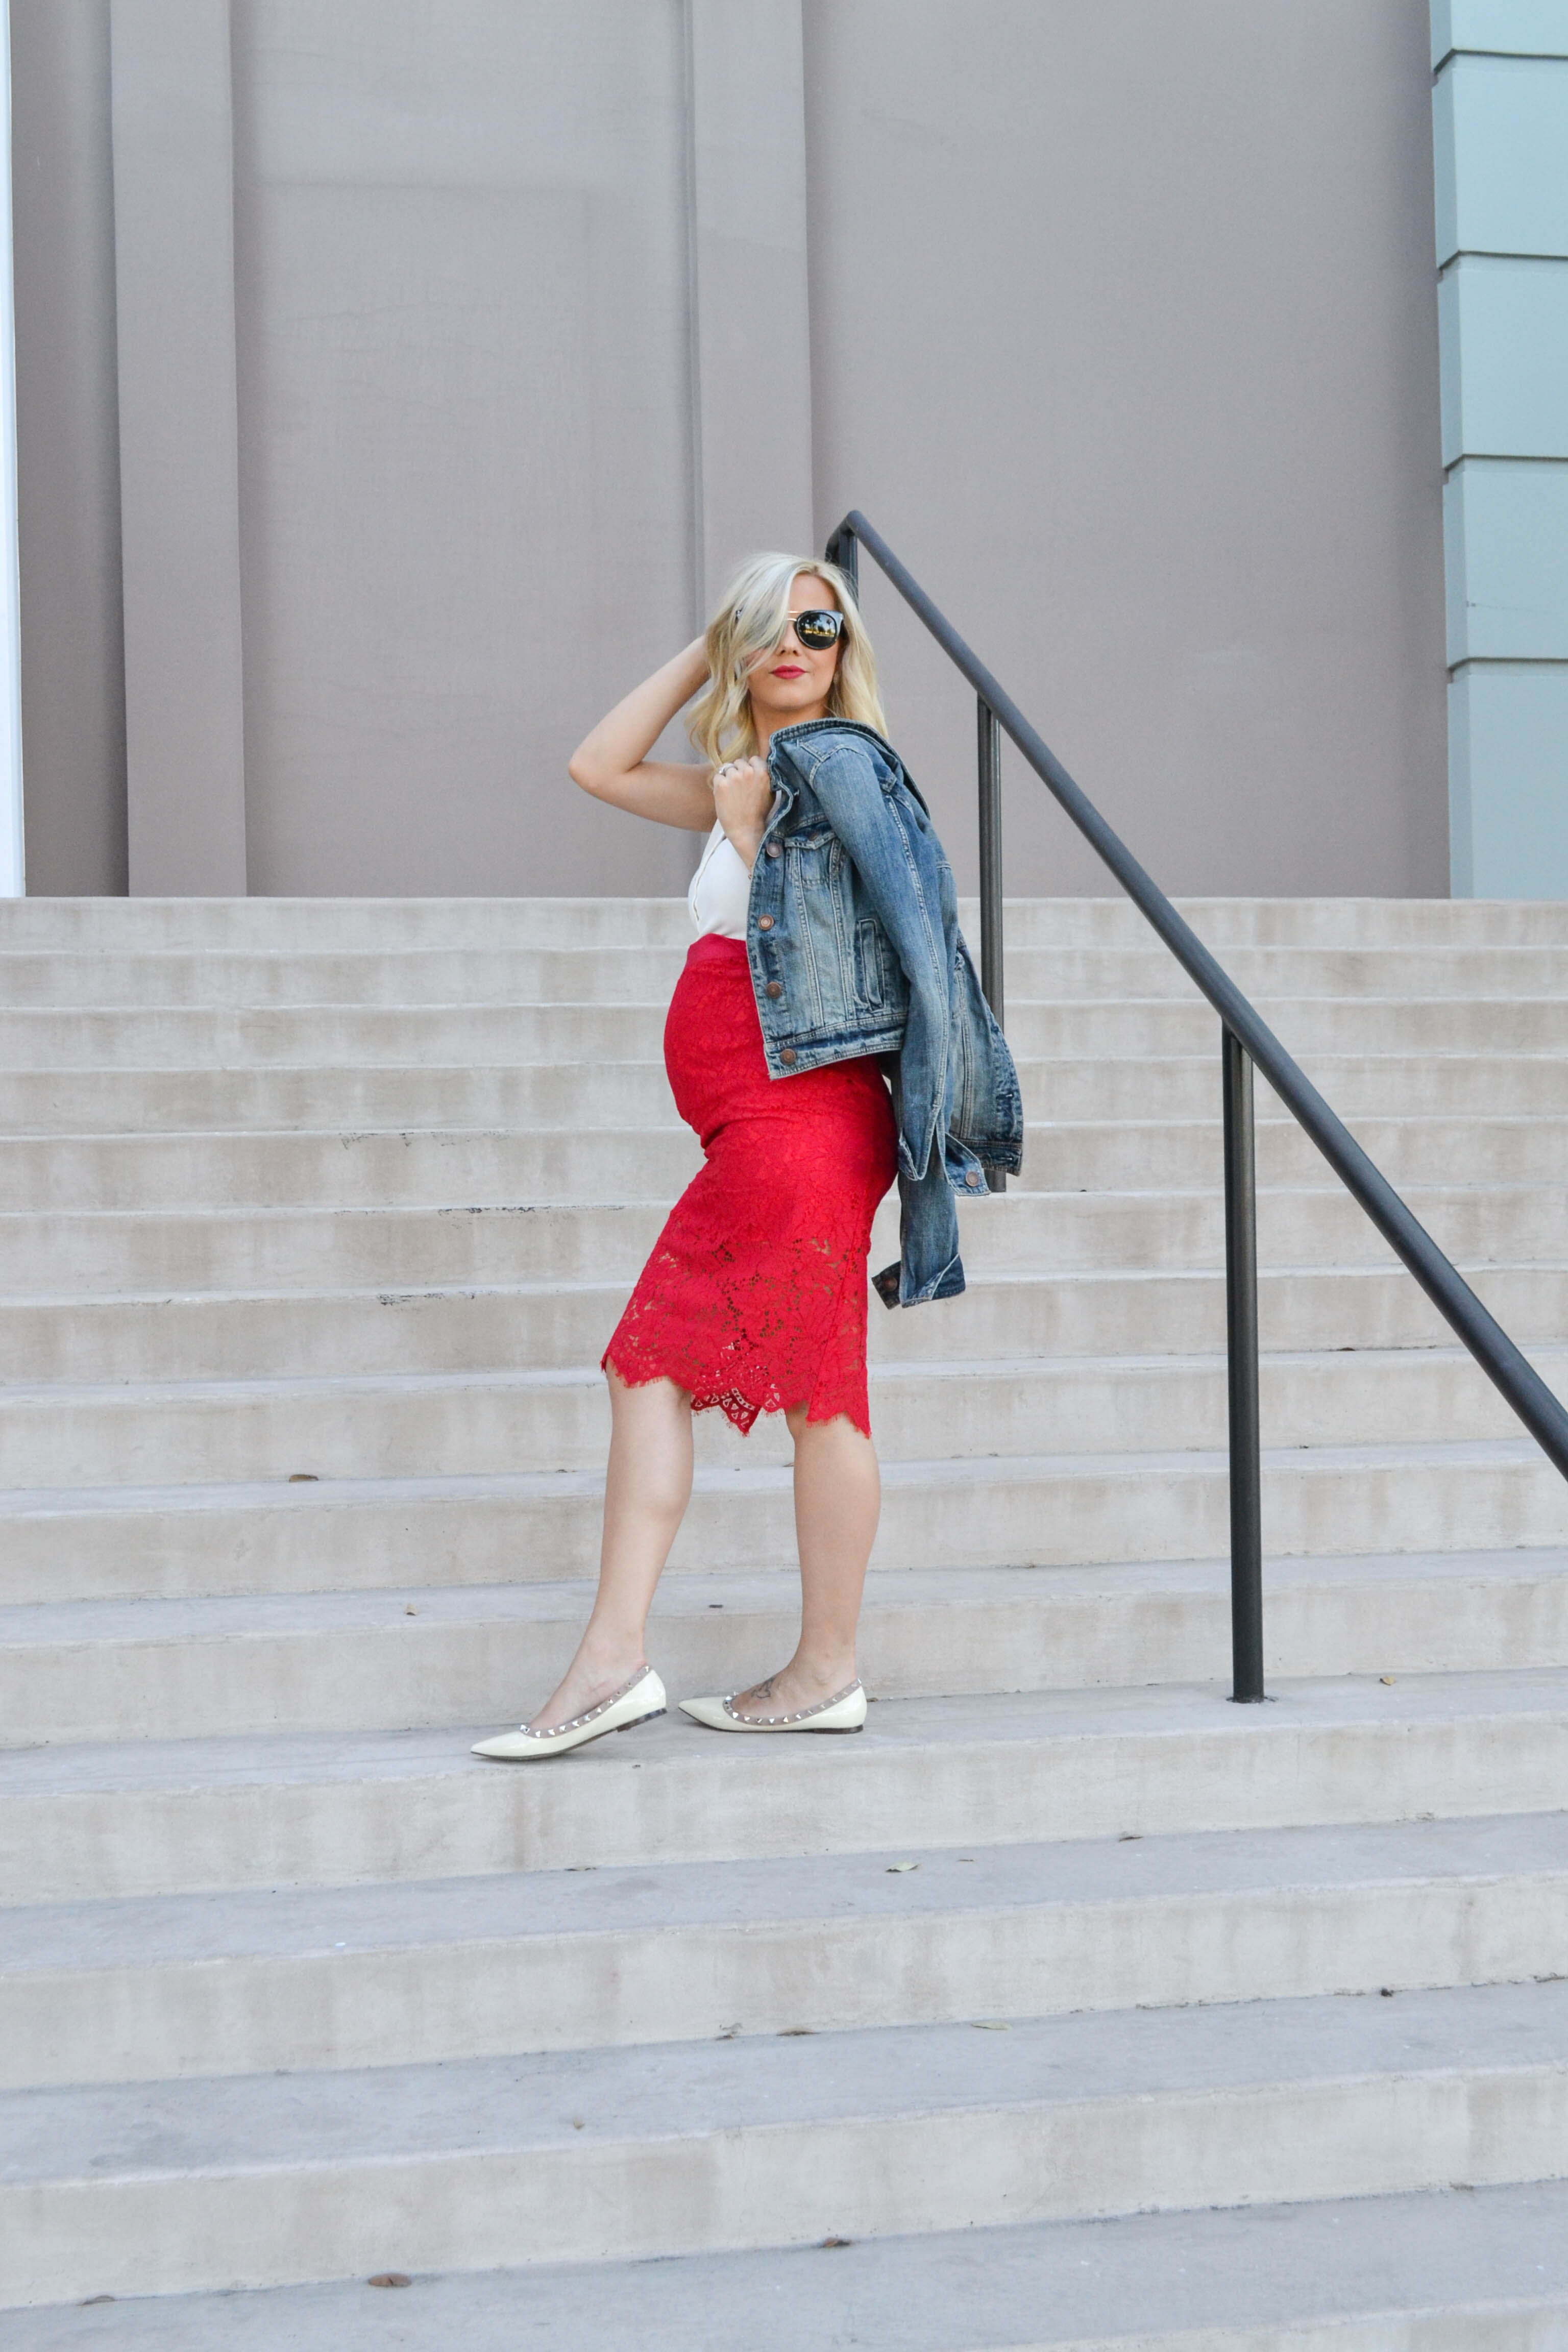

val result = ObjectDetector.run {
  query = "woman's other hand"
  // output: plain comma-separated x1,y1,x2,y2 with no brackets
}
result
712,756,774,871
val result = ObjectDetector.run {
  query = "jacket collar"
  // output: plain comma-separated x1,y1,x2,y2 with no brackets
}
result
767,719,932,817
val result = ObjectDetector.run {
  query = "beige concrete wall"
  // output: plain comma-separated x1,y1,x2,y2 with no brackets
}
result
10,0,127,895
112,0,249,895
10,0,1449,898
805,0,1449,898
230,0,698,897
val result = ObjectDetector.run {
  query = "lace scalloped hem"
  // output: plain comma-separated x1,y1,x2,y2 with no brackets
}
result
601,1338,873,1441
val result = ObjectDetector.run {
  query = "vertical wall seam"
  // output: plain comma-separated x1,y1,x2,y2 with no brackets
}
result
679,0,704,645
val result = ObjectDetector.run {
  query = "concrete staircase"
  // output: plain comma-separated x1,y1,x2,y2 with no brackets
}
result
3,893,1567,2345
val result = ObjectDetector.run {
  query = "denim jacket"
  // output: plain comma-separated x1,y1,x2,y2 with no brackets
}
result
743,718,1023,1306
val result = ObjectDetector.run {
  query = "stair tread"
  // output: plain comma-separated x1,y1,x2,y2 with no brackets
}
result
7,1337,1566,1411
9,2184,1562,2351
1,1436,1558,1523
7,1976,1565,2185
8,1811,1565,1978
8,1669,1565,1800
4,1177,1564,1227
7,1258,1568,1310
3,1438,1563,1537
11,1106,1568,1135
6,1550,1567,1649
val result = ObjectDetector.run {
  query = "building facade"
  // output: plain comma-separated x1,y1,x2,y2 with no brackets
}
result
4,3,1553,901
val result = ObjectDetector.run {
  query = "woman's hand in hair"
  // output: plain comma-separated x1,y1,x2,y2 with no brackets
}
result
712,756,774,871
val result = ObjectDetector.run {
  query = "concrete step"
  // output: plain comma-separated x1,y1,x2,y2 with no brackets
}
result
7,1440,1568,1604
3,1672,1563,1903
5,1553,1565,1746
12,1048,1568,1137
6,1260,1561,1383
0,1060,676,1137
5,1183,1567,1297
0,1122,702,1211
3,1108,1566,1212
13,1260,1567,1386
9,993,1568,1069
4,1977,1566,2304
5,890,1568,950
0,944,692,1008
0,1000,673,1070
0,933,1538,1007
5,1345,1561,1489
0,895,700,951
4,939,1568,1009
7,2182,1565,2349
5,1813,1563,2089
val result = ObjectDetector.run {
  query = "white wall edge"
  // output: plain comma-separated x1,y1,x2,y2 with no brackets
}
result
0,0,24,896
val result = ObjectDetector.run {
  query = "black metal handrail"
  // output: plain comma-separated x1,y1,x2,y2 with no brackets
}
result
826,508,1568,1702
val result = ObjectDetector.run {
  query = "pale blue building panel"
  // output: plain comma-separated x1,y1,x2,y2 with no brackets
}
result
1433,1,1568,69
1438,256,1568,460
1432,55,1568,264
1444,460,1568,662
1449,662,1568,894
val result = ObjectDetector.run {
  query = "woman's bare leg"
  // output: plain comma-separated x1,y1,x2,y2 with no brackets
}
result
729,1406,880,1720
527,1368,693,1732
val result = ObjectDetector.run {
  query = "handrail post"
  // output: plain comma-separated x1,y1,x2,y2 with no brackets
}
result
1222,1026,1265,1701
977,697,1006,1193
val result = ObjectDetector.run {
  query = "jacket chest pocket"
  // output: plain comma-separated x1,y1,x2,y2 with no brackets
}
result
786,827,840,890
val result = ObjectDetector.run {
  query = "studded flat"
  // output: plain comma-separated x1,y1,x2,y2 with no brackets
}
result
678,1679,866,1734
471,1666,667,1760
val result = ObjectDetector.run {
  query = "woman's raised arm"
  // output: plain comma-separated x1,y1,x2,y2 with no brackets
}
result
568,639,716,831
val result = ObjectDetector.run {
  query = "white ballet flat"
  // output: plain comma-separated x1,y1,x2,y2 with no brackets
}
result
679,1679,867,1734
472,1667,666,1760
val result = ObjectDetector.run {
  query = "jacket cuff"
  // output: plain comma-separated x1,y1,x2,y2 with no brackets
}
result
872,1255,966,1309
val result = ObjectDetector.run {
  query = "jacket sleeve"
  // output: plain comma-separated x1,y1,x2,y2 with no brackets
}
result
803,743,946,988
804,740,950,1181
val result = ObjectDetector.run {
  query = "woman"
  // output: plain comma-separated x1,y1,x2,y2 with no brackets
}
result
474,553,1020,1761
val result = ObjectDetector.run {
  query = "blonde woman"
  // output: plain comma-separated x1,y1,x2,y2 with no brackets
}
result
474,554,1020,1760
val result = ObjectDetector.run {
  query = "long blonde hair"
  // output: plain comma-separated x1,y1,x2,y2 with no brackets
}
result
688,551,888,768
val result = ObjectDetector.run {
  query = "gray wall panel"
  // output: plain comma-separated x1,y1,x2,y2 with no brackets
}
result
688,0,815,611
804,0,1449,898
231,0,697,897
10,0,127,895
110,0,249,895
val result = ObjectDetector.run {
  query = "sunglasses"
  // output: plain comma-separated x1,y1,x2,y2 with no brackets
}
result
791,609,844,650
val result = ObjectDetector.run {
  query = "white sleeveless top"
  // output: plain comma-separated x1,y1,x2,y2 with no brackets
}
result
688,821,752,939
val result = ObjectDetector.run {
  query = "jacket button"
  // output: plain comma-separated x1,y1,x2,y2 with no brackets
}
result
756,915,773,930
965,1170,983,1187
765,842,781,859
765,981,782,998
780,1048,797,1064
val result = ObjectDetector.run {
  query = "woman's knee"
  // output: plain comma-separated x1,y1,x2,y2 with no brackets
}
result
607,1366,692,1420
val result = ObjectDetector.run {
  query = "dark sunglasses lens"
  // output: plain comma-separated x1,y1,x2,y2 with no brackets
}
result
794,610,843,649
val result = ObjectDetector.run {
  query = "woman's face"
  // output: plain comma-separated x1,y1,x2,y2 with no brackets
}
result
744,574,841,730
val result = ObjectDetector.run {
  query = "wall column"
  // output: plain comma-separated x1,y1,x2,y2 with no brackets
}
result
0,0,24,897
1434,1,1568,895
110,0,246,893
685,0,814,619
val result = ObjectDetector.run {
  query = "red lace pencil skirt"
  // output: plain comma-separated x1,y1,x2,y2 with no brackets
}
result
602,935,898,1437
